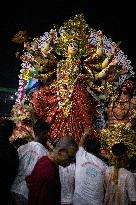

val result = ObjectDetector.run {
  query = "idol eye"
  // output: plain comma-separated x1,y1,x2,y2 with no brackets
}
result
69,43,74,47
69,42,78,47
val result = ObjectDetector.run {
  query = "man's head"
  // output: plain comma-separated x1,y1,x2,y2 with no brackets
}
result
52,135,78,167
0,119,15,139
12,138,28,149
33,119,50,145
84,137,101,156
112,142,127,157
112,143,129,169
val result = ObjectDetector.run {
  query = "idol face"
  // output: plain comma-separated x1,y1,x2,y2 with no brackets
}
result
68,42,78,56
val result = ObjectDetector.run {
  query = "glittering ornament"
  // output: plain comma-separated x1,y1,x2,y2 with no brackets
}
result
11,12,135,148
22,70,34,81
55,13,91,57
98,125,136,159
11,30,28,44
57,57,81,117
32,84,98,144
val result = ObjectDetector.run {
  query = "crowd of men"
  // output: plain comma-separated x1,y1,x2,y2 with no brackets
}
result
0,118,136,205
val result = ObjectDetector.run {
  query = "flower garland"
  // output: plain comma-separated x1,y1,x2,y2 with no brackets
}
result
56,57,81,117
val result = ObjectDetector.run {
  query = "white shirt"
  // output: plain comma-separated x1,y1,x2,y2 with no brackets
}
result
104,166,136,205
11,141,48,199
73,147,107,205
59,163,76,204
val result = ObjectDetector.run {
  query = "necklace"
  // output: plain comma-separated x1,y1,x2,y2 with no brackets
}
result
56,57,80,117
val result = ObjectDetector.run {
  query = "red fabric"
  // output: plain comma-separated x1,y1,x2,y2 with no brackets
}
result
32,83,98,144
26,156,61,205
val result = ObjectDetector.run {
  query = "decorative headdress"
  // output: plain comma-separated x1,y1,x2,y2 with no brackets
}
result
55,13,91,57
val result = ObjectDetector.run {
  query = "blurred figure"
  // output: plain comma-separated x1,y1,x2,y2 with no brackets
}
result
59,162,76,205
12,138,28,149
99,78,136,160
129,155,136,177
26,135,78,205
107,79,136,130
73,128,107,205
104,143,136,205
0,119,19,205
10,103,34,143
10,119,50,205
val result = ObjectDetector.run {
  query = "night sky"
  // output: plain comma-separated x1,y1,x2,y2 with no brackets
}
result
0,0,135,89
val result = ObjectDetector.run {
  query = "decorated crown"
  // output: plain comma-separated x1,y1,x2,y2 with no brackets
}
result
55,13,91,57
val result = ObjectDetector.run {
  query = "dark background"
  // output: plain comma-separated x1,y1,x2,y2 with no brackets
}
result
0,0,135,89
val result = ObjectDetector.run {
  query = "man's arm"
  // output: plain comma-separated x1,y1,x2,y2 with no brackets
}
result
79,128,90,147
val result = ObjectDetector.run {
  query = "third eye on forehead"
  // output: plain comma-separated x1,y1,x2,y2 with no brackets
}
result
68,42,78,48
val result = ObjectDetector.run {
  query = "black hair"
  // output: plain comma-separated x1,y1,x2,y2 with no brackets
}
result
111,143,129,183
0,119,15,138
84,138,101,155
112,143,127,157
12,138,28,149
33,119,50,145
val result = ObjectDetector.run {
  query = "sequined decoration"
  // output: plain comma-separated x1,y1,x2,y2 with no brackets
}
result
32,83,98,144
57,57,81,117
